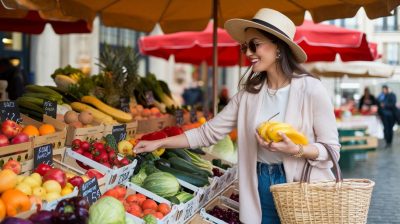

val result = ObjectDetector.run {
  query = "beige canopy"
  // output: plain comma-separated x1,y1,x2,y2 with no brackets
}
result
304,60,395,78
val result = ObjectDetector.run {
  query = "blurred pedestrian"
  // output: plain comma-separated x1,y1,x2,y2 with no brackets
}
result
377,85,397,148
358,87,377,114
218,87,230,111
0,58,25,100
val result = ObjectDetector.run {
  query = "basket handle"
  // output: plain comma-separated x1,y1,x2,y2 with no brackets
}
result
300,142,343,183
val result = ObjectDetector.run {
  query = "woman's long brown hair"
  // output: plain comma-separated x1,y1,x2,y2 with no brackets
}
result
239,28,318,93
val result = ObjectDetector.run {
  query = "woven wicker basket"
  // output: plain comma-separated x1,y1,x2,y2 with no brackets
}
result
270,143,375,224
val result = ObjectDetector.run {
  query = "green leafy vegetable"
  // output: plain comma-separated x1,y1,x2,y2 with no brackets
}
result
88,196,126,224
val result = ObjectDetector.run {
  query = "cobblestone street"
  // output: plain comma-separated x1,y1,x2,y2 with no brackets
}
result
342,132,400,224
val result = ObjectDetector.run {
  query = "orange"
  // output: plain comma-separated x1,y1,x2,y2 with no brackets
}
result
22,125,40,137
38,124,56,136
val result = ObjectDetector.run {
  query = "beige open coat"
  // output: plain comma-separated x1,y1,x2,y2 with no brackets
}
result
185,76,340,223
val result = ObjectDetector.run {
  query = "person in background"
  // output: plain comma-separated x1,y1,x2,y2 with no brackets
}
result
0,58,25,100
218,87,230,112
133,8,340,223
377,85,397,148
358,87,377,114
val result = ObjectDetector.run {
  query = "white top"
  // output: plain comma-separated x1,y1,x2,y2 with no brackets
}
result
256,84,290,164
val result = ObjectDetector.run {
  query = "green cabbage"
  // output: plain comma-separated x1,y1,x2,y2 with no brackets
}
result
207,135,237,163
130,166,147,186
89,197,126,224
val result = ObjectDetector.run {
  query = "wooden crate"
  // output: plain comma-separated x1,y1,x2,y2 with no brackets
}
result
0,141,32,167
136,115,174,134
65,123,104,146
103,120,138,138
21,114,67,149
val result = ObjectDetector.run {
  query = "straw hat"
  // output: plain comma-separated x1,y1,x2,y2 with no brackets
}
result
224,8,307,63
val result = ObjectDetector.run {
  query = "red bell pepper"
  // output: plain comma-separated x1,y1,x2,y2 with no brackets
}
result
162,126,184,137
140,131,168,140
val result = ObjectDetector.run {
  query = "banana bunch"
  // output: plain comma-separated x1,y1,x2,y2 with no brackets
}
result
257,121,308,145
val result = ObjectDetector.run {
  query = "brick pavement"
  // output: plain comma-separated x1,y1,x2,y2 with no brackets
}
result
342,132,400,224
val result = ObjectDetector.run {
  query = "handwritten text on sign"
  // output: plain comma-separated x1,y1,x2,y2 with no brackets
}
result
80,177,101,205
112,124,127,143
43,100,57,119
117,165,133,185
0,101,22,123
33,144,53,169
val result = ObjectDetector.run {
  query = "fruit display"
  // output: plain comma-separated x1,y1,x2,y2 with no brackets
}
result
102,185,172,220
207,205,240,224
71,138,133,170
0,120,30,147
257,121,308,145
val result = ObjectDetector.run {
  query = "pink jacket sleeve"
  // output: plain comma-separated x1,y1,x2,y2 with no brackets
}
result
184,91,243,148
309,81,341,168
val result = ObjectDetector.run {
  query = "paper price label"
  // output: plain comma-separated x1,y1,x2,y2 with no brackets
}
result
112,124,127,143
183,198,197,220
43,100,57,119
33,144,53,169
0,101,22,123
117,166,132,185
80,178,101,205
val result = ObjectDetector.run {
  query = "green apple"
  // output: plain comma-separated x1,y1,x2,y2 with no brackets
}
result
23,176,41,188
45,192,61,202
42,180,62,193
32,186,46,198
16,182,32,195
30,173,42,185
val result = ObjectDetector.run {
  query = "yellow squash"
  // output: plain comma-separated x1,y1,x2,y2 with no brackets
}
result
70,102,116,124
81,96,133,123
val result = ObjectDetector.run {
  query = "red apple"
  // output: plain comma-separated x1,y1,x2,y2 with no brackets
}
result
43,168,67,188
0,134,9,146
1,120,22,138
86,169,104,180
3,160,21,174
68,176,84,188
11,133,29,144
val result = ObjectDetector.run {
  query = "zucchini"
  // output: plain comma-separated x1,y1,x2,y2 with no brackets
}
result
187,148,206,155
169,149,192,162
168,157,211,177
155,163,209,187
155,158,171,167
163,151,179,159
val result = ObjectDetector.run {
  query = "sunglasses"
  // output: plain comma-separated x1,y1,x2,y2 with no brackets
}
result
240,40,266,54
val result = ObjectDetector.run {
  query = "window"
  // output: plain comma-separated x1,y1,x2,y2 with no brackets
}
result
374,8,399,31
99,24,144,53
384,43,400,65
328,18,358,29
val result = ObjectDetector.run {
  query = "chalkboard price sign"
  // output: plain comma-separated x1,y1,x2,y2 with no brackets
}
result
145,91,155,105
175,109,184,126
80,177,101,205
119,97,130,113
43,100,57,119
0,101,22,123
112,124,127,143
190,106,197,123
33,144,53,169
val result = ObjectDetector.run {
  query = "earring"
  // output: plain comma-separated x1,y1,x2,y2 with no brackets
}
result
276,50,281,59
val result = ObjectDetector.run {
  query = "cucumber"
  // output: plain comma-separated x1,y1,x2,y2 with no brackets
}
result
155,163,209,187
168,157,211,178
169,149,192,162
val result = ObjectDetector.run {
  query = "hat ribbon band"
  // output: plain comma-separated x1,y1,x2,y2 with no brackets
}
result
251,18,289,39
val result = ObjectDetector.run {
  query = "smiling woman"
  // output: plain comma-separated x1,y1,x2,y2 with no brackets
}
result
133,8,340,224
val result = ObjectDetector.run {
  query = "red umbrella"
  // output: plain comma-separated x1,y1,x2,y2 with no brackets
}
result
139,22,248,66
0,9,92,34
139,20,377,65
295,20,375,62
